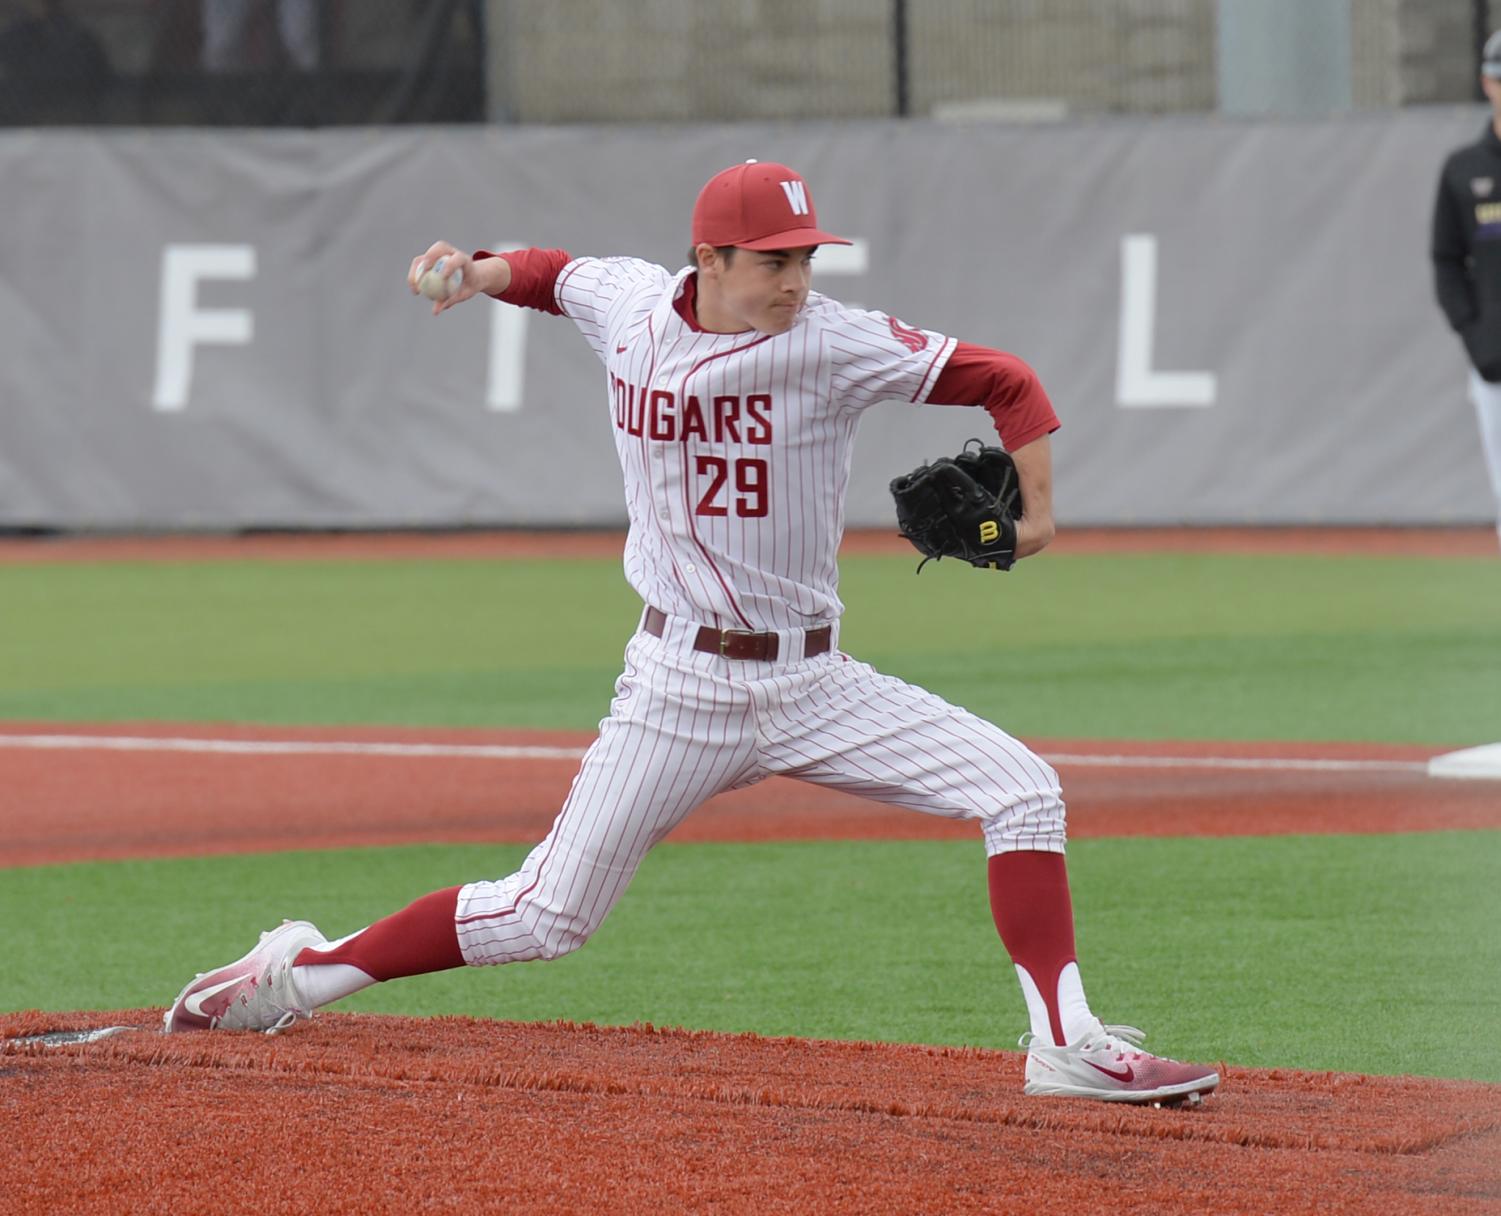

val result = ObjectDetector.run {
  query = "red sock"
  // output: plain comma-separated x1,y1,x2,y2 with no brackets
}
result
296,886,465,981
987,852,1077,1046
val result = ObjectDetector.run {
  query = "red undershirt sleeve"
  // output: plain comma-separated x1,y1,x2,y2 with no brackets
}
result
927,341,1061,451
472,247,572,315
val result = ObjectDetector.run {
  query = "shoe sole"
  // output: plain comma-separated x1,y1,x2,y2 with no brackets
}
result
1024,1073,1220,1105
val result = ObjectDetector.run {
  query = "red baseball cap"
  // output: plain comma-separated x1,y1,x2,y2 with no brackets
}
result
691,160,852,251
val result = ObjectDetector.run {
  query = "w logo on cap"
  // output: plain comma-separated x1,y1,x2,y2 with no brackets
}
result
779,180,810,216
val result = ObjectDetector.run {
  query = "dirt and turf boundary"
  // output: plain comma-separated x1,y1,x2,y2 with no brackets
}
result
3,526,1498,1212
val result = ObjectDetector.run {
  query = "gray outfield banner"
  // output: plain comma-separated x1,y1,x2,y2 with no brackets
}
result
0,112,1490,529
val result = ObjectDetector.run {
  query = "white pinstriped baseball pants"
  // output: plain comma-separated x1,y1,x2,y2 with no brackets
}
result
454,610,1066,967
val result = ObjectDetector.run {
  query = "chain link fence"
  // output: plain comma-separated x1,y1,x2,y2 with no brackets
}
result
0,0,1497,127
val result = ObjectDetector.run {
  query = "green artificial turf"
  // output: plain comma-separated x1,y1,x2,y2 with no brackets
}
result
4,833,1497,1082
1,550,1498,742
3,547,1498,1084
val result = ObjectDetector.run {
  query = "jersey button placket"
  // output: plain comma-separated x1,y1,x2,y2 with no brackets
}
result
644,417,676,538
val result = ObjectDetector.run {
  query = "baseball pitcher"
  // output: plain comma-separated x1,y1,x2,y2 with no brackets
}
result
164,160,1220,1106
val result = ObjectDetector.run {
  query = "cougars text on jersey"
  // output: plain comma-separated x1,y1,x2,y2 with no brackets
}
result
609,376,774,446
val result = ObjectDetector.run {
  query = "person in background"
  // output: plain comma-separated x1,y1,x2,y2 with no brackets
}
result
1431,28,1501,547
201,0,318,72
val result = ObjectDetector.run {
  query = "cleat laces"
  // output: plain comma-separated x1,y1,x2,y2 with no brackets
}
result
265,1009,301,1035
1094,1024,1187,1065
1022,1022,1185,1066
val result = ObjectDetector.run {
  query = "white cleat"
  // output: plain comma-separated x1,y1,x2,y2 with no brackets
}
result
1023,1020,1219,1106
162,920,327,1034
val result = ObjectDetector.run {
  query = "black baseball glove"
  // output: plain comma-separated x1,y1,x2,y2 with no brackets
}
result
889,439,1023,571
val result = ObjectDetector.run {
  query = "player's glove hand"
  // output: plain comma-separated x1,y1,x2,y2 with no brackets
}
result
889,439,1023,571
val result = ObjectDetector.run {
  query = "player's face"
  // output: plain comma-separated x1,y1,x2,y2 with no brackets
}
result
706,246,816,335
1485,74,1501,114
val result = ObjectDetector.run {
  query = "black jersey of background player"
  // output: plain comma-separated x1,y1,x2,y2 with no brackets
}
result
1433,124,1501,381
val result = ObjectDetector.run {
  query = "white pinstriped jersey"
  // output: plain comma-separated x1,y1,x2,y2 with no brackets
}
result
554,256,957,633
451,252,1069,975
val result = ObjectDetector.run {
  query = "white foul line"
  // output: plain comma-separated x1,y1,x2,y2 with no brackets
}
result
0,734,588,760
0,733,1432,774
1041,753,1426,774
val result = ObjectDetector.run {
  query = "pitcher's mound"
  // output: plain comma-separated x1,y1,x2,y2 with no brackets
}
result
3,1010,1498,1214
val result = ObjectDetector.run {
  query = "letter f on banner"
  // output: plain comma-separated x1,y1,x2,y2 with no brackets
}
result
152,245,256,412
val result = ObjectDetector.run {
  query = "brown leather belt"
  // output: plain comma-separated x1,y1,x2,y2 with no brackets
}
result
643,606,831,662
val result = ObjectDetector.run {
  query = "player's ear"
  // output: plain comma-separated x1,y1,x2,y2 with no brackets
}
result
693,244,735,275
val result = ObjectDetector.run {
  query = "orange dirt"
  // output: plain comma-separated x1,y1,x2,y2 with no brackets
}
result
2,1010,1498,1215
0,723,1494,868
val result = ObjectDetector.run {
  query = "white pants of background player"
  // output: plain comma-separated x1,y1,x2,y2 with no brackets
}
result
1469,370,1501,546
453,611,1066,966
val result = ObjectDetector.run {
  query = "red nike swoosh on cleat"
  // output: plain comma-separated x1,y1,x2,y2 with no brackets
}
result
183,974,250,1022
615,344,628,353
1085,1060,1135,1083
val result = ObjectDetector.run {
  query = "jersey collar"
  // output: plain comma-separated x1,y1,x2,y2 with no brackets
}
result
667,271,702,331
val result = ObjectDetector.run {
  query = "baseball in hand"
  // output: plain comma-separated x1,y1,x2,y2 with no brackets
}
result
417,256,463,301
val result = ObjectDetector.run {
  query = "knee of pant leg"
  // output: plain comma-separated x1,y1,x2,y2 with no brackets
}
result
530,924,590,962
513,892,607,962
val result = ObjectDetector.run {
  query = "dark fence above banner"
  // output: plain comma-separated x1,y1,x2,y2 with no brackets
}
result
0,0,487,126
0,0,1496,128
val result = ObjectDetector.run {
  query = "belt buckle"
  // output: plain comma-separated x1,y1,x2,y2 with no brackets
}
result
719,629,753,656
